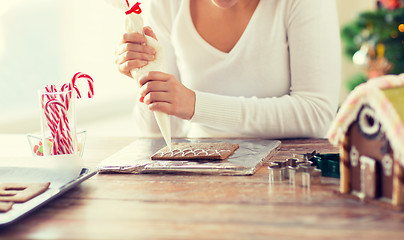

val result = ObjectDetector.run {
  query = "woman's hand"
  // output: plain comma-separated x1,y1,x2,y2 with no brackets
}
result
139,71,196,120
115,27,157,78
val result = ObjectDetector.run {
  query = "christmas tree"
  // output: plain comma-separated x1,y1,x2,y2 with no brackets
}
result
341,0,404,91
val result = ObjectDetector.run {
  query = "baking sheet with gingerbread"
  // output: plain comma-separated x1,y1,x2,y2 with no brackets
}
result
0,156,96,226
98,139,281,175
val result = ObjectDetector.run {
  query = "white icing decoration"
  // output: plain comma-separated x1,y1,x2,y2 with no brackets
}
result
382,155,393,177
350,145,359,167
360,157,375,172
358,106,380,137
160,148,231,158
359,156,377,199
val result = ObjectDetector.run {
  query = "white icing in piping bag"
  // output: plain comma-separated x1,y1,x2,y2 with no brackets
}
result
111,1,171,150
127,13,171,150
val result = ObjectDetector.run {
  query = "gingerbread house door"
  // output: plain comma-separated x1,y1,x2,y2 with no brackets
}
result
380,155,394,199
360,156,377,199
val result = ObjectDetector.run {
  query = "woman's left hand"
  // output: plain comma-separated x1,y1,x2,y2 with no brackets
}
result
139,71,196,120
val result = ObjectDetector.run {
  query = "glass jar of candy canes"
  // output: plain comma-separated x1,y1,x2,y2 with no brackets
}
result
38,88,78,156
36,72,93,156
27,72,93,178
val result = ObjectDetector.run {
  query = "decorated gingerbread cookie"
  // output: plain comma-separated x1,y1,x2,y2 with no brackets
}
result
151,142,239,161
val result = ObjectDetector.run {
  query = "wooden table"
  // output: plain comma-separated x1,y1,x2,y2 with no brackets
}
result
1,135,404,239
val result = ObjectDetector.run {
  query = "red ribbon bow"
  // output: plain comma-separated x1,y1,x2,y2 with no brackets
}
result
125,1,142,15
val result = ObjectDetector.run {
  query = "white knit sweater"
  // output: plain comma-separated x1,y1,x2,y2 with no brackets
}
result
132,0,341,139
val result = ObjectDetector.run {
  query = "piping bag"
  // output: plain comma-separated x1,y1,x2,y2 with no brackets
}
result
107,1,171,149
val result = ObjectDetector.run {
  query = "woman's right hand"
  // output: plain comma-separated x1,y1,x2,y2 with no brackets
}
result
115,27,157,78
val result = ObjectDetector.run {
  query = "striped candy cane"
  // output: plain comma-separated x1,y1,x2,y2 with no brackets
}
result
70,72,94,99
44,99,65,154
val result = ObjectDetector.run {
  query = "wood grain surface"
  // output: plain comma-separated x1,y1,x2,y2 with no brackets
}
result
1,135,404,240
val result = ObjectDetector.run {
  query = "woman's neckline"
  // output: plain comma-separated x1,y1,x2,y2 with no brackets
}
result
187,0,262,56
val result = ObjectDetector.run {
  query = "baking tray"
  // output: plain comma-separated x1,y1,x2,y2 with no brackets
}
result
0,167,96,227
97,138,281,175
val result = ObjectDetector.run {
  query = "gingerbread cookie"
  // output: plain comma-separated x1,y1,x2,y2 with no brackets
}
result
0,201,13,213
151,142,239,161
0,182,50,203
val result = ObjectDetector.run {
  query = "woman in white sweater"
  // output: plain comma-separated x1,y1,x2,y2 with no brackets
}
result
115,0,341,139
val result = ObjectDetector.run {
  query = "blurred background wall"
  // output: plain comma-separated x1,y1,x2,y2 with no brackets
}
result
0,0,377,135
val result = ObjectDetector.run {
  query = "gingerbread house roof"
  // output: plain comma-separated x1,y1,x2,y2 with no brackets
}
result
328,74,404,166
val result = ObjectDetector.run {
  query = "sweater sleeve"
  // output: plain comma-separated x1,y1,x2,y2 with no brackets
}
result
191,0,341,138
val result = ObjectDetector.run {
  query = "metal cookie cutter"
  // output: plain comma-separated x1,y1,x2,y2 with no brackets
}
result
268,157,313,183
289,165,321,188
268,161,286,183
293,151,317,162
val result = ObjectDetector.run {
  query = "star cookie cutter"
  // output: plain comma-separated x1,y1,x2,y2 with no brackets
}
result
268,155,321,187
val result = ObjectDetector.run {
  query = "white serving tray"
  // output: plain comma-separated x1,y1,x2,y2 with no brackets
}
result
0,156,96,227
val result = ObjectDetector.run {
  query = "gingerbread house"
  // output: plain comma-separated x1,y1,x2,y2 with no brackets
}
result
328,74,404,210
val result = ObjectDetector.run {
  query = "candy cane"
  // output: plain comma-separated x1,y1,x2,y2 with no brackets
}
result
44,99,72,155
58,108,73,154
53,120,64,155
43,86,63,122
44,99,64,154
41,94,59,137
59,119,73,150
59,83,73,111
71,72,94,99
58,130,71,154
44,84,75,154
